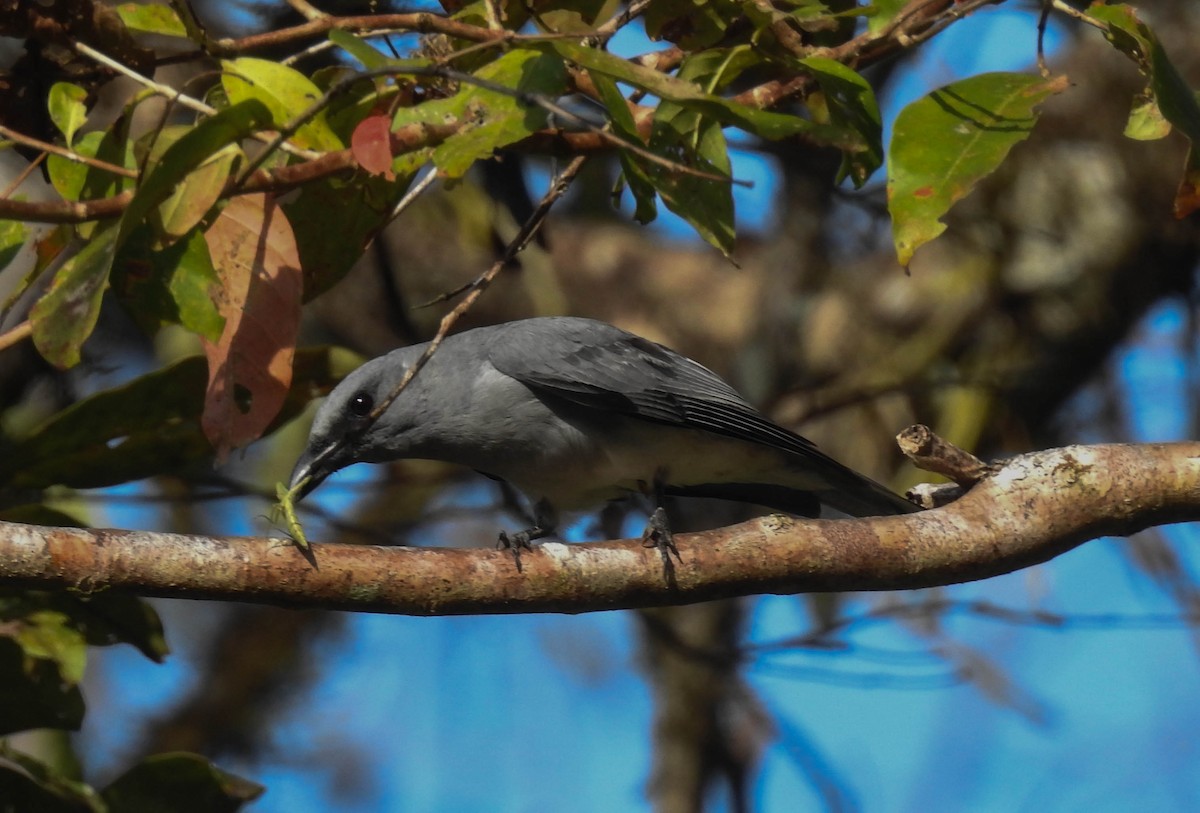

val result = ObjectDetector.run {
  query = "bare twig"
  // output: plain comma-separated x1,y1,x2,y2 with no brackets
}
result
0,153,46,200
0,125,137,179
73,41,321,162
0,321,32,353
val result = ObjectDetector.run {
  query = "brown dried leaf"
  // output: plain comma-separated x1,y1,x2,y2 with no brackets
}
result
200,194,302,462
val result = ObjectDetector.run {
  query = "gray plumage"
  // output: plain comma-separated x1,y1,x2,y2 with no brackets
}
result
289,317,915,533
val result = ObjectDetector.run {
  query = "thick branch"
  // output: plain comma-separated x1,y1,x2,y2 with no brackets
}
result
1,443,1196,615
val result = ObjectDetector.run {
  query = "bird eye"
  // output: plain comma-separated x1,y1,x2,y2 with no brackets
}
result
348,391,374,418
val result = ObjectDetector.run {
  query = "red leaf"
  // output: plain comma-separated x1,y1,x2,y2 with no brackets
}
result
200,194,302,462
350,113,396,180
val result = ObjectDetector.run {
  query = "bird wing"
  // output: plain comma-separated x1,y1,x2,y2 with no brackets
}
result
487,318,819,458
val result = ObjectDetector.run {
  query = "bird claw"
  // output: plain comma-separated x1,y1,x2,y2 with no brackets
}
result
641,507,681,584
497,527,547,571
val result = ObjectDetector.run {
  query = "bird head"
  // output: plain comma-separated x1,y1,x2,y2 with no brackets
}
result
288,347,421,500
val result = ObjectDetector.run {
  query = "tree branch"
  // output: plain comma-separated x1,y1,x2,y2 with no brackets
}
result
1,443,1197,615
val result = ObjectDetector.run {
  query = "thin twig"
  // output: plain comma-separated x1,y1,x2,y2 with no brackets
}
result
0,153,46,199
0,125,137,179
386,165,438,225
0,321,32,353
73,41,321,162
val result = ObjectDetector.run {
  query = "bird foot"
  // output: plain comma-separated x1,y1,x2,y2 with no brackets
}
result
497,526,549,571
641,507,681,583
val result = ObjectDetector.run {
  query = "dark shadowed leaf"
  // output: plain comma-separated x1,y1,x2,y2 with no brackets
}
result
887,72,1068,266
0,636,85,736
0,348,354,491
530,0,619,34
590,70,656,223
283,175,408,299
0,747,103,812
0,218,25,274
800,56,883,186
114,227,225,342
29,222,120,369
102,753,263,813
644,0,739,49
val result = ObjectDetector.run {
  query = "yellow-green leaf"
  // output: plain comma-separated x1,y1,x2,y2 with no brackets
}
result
47,82,87,148
887,72,1068,267
221,57,343,152
116,2,188,36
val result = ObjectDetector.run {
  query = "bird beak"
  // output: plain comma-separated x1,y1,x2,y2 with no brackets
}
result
288,445,333,501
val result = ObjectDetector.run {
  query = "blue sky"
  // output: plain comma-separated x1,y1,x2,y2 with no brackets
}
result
73,6,1200,812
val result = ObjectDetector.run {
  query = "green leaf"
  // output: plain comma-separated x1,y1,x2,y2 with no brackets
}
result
0,637,84,736
283,176,407,299
590,70,656,223
799,56,882,186
548,41,859,147
0,745,103,811
1125,92,1172,140
29,222,121,369
0,505,86,528
221,57,343,151
865,0,908,33
113,227,225,342
47,83,88,149
45,131,133,205
102,753,263,813
887,72,1068,266
1086,3,1200,216
650,115,736,257
644,0,740,49
116,2,188,36
153,144,241,246
531,0,619,33
1,225,69,315
0,218,26,274
429,49,569,178
68,592,169,663
119,100,271,250
13,610,87,685
0,348,356,490
328,29,396,70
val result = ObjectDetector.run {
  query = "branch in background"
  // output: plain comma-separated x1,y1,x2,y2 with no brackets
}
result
1,442,1197,615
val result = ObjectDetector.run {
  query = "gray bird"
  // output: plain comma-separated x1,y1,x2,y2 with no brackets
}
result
289,317,915,545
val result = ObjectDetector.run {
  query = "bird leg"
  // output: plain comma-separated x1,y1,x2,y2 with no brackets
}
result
640,469,682,582
496,496,558,571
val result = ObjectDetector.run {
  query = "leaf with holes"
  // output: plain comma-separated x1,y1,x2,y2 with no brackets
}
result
201,194,303,461
887,72,1068,267
430,48,568,179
